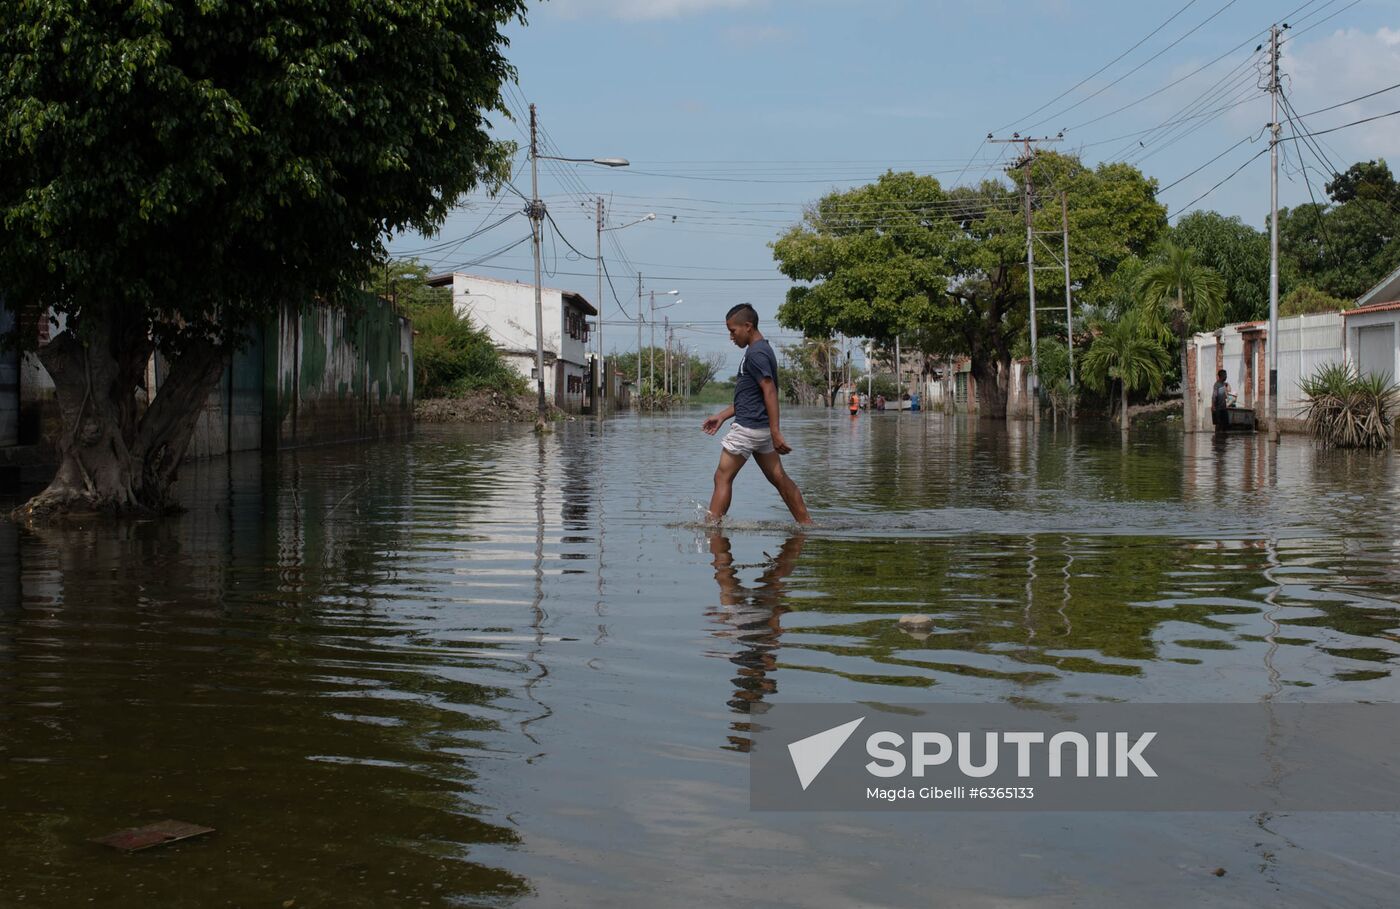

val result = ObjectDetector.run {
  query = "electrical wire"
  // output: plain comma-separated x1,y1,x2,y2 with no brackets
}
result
1023,0,1246,132
1155,134,1257,195
995,0,1204,132
1167,146,1268,219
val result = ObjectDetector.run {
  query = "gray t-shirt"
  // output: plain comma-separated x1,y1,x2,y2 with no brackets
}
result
733,338,777,428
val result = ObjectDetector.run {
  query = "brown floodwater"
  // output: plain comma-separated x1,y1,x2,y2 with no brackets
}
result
2,410,1399,907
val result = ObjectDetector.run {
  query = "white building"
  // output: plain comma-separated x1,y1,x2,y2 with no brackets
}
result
427,272,597,413
1346,263,1400,383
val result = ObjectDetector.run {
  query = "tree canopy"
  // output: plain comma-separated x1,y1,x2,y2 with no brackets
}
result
1,0,526,515
1280,158,1400,301
1168,211,1271,323
771,153,1165,416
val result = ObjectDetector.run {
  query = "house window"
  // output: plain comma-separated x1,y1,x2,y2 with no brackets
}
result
565,308,590,342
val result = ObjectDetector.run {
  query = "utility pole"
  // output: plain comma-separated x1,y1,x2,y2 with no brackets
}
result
664,317,671,396
528,104,548,422
649,290,656,395
595,196,605,414
636,272,643,406
1267,24,1284,442
989,132,1062,419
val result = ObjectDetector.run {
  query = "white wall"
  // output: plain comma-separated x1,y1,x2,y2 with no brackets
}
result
1190,313,1345,432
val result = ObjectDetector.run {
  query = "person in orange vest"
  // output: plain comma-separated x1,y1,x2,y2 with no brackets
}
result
849,391,860,416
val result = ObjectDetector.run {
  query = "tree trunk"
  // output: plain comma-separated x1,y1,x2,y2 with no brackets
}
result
11,319,227,521
1120,379,1129,435
971,356,1008,419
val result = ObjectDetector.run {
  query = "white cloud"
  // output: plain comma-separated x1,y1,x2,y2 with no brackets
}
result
546,0,762,21
1280,26,1400,162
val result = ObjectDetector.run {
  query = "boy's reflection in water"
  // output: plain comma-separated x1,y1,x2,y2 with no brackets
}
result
707,532,806,752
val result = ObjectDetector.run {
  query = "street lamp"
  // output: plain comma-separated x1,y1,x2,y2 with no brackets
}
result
650,293,682,394
595,210,656,413
528,103,629,425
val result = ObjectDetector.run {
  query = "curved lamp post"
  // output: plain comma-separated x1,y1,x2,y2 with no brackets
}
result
528,103,629,424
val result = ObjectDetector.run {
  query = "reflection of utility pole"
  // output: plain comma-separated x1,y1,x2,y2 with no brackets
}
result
988,131,1062,417
894,335,902,414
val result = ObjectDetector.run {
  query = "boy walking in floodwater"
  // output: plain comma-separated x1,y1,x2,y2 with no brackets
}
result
702,304,812,526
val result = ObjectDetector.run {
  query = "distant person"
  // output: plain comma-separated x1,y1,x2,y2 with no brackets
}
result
702,304,812,526
849,391,860,417
1211,369,1232,432
911,391,921,412
876,394,886,412
860,392,869,410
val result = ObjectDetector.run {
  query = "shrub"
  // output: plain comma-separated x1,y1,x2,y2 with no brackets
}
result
407,303,526,398
1299,362,1400,449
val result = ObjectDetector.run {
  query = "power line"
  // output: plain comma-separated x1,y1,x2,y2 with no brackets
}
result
1278,106,1400,143
997,0,1204,132
393,211,521,257
1024,0,1246,133
1115,49,1265,162
1281,0,1360,44
1168,146,1268,218
1155,134,1257,195
1297,81,1400,119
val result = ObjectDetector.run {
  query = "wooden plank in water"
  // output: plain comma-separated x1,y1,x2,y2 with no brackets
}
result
91,819,215,852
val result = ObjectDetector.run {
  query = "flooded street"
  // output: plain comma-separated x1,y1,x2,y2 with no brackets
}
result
3,409,1400,907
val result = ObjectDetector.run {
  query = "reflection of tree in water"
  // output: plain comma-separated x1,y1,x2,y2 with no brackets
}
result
777,531,1400,691
707,533,805,753
0,448,531,907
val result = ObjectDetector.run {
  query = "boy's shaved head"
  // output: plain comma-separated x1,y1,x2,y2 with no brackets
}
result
725,303,759,327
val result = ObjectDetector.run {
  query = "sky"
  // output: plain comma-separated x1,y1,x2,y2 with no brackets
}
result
387,0,1400,371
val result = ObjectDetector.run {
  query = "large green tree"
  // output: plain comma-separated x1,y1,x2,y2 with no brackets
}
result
1169,211,1271,323
771,154,1164,418
1,0,523,517
1279,159,1400,300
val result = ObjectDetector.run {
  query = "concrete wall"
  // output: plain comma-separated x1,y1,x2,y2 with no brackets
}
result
1189,313,1345,433
179,332,267,458
263,296,413,451
4,294,411,475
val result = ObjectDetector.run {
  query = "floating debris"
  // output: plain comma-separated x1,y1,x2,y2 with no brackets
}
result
897,614,934,631
1212,867,1227,877
91,819,215,852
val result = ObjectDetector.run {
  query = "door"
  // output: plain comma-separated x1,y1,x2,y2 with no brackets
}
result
1357,324,1396,380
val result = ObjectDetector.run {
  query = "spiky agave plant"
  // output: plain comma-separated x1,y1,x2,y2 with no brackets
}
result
1299,363,1400,449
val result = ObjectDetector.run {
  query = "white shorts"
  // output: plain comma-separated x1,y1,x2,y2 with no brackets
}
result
721,422,775,459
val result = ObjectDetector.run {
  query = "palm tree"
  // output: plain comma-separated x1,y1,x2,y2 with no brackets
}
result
803,337,840,406
1137,244,1226,431
1081,312,1172,434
